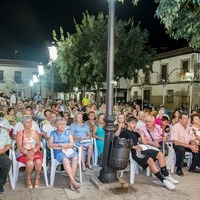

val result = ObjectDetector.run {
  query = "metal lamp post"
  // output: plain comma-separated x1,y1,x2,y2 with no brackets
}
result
38,64,44,97
113,80,118,105
48,45,58,103
99,0,118,183
29,80,34,98
32,75,38,97
162,79,166,106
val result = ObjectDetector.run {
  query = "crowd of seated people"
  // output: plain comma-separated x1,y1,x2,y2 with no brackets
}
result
1,96,200,193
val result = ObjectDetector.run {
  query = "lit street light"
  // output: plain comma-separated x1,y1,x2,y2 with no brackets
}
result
48,45,58,102
32,74,39,97
29,80,34,98
38,64,44,97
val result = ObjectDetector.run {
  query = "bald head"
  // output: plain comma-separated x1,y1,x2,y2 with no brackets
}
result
145,115,155,129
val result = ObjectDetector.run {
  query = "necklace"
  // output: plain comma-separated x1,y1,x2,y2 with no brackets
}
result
24,129,33,138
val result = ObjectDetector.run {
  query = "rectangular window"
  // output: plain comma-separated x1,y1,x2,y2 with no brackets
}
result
167,90,173,103
0,70,4,82
15,71,22,84
134,75,138,83
181,60,189,72
161,64,168,81
134,91,138,100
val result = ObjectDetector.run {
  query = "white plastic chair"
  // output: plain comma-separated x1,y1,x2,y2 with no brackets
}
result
92,138,98,166
8,148,14,189
185,152,193,168
120,152,139,184
50,145,82,186
82,138,96,166
11,141,49,190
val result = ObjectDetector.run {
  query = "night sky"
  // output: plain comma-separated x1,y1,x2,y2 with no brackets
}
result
0,0,187,63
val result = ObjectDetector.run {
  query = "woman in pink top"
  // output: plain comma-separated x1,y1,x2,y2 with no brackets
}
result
155,108,165,126
16,115,43,189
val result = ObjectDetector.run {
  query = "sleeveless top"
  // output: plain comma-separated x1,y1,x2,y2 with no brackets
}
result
16,129,39,158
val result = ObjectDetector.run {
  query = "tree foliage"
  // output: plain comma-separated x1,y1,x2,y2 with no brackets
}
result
155,0,200,49
119,0,200,49
53,12,155,92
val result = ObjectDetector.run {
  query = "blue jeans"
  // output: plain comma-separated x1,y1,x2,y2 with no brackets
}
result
0,153,12,187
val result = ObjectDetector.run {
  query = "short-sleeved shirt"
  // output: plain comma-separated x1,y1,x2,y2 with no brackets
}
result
0,118,11,130
51,129,78,163
70,122,90,138
140,125,163,143
82,97,90,106
42,124,57,138
171,122,195,144
0,128,12,149
119,129,159,168
119,129,140,154
70,122,91,146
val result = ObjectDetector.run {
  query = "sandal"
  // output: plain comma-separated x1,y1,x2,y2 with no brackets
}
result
82,167,86,172
34,178,40,188
86,163,93,170
69,185,75,191
26,179,33,189
74,183,80,190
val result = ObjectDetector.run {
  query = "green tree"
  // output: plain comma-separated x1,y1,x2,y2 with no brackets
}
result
53,12,155,103
119,0,200,49
155,0,200,49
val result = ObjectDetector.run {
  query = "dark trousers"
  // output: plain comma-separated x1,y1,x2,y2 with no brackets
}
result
0,153,12,187
174,145,200,169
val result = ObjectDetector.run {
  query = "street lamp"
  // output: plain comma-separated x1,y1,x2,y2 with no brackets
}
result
99,0,118,183
48,45,58,103
32,75,38,98
113,80,118,105
38,64,44,97
137,75,146,110
73,87,78,100
29,80,34,98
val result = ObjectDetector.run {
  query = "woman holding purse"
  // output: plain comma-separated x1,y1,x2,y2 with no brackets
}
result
16,115,43,188
48,116,80,191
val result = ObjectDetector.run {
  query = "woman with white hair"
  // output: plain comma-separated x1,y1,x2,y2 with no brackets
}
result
16,115,43,188
48,116,80,191
70,113,93,171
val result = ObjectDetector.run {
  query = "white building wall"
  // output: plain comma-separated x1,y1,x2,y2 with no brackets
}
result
0,59,50,99
130,48,200,110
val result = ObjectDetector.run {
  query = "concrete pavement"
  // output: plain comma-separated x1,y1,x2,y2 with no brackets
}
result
1,166,200,200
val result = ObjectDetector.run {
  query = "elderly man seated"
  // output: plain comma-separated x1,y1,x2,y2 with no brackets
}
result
0,126,12,194
171,112,200,176
139,115,175,172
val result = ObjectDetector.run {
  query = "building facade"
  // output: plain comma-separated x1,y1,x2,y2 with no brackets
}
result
130,47,200,111
0,59,50,100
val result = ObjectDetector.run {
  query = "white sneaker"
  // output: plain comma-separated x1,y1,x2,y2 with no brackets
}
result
163,180,176,190
165,176,179,184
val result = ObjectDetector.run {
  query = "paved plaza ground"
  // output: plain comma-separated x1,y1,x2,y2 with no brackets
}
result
1,166,200,200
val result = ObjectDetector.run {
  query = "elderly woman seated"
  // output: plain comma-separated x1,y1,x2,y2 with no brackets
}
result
16,115,43,188
48,116,80,191
70,113,93,171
